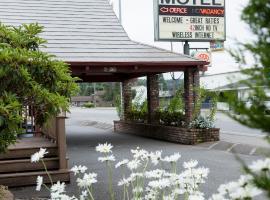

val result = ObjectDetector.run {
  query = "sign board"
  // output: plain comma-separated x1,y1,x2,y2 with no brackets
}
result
193,51,212,66
154,0,226,42
210,40,224,51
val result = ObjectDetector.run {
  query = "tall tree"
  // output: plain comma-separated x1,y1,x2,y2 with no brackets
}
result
227,0,270,195
0,23,78,152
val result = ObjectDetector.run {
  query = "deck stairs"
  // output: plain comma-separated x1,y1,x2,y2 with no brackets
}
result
0,137,70,187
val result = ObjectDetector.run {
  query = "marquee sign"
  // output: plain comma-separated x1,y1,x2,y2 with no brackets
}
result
154,0,226,42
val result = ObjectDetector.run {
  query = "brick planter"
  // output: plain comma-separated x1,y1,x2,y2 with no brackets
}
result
114,121,219,145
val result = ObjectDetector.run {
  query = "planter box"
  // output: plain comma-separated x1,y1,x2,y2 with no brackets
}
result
114,121,219,145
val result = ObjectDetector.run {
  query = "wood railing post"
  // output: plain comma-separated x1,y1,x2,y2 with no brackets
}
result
56,116,67,170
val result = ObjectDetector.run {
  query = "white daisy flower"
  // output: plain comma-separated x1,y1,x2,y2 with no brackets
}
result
51,181,66,194
80,190,88,200
79,165,88,173
95,143,113,153
71,165,88,175
183,160,198,169
118,177,132,186
98,155,115,162
115,159,129,168
131,147,149,160
145,169,165,179
77,173,97,188
31,148,48,163
148,178,171,189
36,176,43,191
127,159,141,170
249,158,270,173
149,151,162,165
162,153,181,163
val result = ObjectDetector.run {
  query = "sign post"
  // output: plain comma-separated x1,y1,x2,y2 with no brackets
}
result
184,41,190,55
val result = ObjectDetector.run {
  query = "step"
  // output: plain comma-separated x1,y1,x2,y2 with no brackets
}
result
0,157,59,173
0,169,70,187
0,137,57,160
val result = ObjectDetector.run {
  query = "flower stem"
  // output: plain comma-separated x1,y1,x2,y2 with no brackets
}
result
107,161,115,200
41,159,53,185
87,187,95,200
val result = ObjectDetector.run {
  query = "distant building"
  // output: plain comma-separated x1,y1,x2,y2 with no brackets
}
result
71,96,93,107
200,70,270,110
200,71,248,91
71,91,112,107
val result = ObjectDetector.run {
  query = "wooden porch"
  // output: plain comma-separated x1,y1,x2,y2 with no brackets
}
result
0,117,70,187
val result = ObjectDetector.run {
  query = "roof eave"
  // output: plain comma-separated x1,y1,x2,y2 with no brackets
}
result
67,60,208,67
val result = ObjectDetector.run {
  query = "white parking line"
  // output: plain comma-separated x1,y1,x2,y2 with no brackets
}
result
249,148,257,155
208,142,220,150
227,143,239,152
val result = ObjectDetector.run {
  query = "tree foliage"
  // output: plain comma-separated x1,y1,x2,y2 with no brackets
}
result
0,23,78,153
227,0,270,196
227,0,270,137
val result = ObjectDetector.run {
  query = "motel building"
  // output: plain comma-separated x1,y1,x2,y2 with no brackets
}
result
0,0,221,186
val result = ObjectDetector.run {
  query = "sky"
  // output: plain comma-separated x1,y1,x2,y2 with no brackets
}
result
110,0,253,77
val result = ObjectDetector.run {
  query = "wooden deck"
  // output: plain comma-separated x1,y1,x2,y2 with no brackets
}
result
7,136,57,150
0,117,70,187
0,136,70,187
0,136,57,160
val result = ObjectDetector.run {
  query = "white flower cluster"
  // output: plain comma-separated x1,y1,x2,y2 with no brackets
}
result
31,144,267,200
48,166,97,200
112,146,209,200
31,147,97,200
210,158,270,200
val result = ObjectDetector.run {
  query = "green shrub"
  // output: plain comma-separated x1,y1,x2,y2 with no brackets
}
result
0,23,78,153
189,116,214,129
155,110,184,127
126,109,147,123
83,102,95,108
167,88,184,113
0,93,23,153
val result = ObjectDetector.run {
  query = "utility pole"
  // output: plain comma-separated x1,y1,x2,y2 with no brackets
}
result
119,0,122,24
119,0,123,118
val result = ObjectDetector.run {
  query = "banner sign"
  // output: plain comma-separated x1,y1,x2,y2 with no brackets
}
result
154,0,226,42
210,40,225,51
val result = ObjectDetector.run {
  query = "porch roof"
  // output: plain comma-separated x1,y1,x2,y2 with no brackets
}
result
0,0,207,81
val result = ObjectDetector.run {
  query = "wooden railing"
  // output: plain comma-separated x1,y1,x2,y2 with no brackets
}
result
42,116,68,169
42,117,57,141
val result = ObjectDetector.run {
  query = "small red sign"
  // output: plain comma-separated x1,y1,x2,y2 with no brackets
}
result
194,52,211,63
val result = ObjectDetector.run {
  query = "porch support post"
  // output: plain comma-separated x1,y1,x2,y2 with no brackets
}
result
193,68,200,103
184,69,194,126
147,74,159,124
56,116,68,170
122,79,133,121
